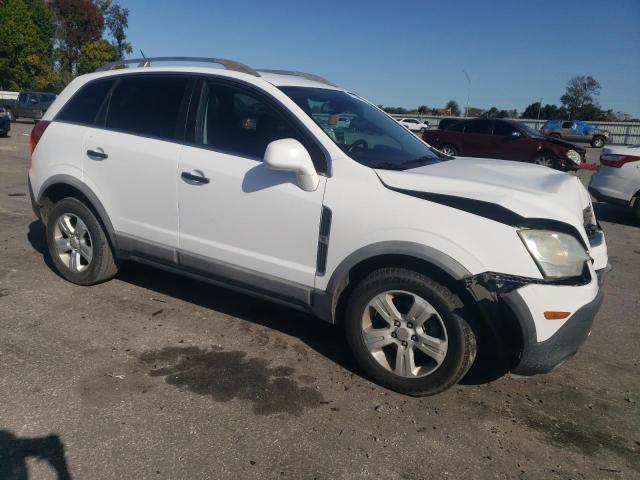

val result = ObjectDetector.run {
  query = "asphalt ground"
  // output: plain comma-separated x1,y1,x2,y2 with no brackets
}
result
1,121,638,479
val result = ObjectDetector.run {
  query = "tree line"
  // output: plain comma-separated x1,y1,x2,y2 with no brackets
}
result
0,0,131,92
380,76,637,122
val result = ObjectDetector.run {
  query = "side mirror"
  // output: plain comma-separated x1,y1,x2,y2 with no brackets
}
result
511,131,522,137
264,138,319,192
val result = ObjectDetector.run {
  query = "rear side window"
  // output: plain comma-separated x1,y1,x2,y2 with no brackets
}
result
57,80,114,125
106,75,189,141
448,121,466,132
562,121,574,129
465,120,491,134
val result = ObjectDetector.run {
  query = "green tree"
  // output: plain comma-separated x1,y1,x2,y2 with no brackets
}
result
50,0,104,76
77,39,117,74
417,105,429,115
445,100,460,116
560,75,601,119
0,0,56,90
105,3,132,60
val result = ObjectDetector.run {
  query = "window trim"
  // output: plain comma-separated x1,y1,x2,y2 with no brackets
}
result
186,75,330,175
54,72,195,145
52,72,330,174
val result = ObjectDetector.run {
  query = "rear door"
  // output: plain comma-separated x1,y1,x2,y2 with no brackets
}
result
82,74,190,253
457,119,492,157
177,77,326,290
15,92,28,117
561,121,580,141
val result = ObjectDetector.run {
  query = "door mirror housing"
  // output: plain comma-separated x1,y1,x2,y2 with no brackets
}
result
264,138,319,191
511,131,522,137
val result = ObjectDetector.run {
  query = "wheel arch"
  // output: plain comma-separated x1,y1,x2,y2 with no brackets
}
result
313,242,474,325
37,175,118,251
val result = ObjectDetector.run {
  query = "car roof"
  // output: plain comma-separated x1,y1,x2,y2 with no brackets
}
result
78,65,344,92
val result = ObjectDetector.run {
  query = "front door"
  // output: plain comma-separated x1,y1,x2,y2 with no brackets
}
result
177,79,326,291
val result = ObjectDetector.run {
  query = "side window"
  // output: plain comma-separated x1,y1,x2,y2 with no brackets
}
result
18,93,27,102
561,121,574,129
197,81,307,160
448,121,466,132
406,119,417,124
465,120,491,134
57,79,115,125
493,121,516,136
106,75,189,140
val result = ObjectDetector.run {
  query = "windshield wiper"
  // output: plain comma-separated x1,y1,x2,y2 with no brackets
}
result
368,162,406,171
400,156,437,168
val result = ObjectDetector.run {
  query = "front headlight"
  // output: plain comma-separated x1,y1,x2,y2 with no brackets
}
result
566,149,581,164
518,229,589,279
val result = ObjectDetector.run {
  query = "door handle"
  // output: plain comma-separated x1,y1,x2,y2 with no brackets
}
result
86,149,108,160
181,171,210,184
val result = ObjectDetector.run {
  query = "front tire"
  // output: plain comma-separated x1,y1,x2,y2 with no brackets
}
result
344,268,477,396
46,197,119,285
591,136,605,148
633,196,640,225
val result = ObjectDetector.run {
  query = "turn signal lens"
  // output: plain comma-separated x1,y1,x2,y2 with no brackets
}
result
544,311,571,320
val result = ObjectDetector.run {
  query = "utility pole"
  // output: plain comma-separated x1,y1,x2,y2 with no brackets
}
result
536,97,543,120
463,69,470,117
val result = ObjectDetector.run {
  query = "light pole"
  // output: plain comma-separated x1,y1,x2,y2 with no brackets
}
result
463,69,470,117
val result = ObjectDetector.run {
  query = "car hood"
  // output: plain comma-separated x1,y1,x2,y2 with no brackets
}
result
375,157,591,237
539,135,585,152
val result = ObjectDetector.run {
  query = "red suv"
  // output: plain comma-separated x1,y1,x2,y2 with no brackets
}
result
423,118,586,170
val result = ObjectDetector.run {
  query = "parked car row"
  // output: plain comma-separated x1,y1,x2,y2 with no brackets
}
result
422,118,586,171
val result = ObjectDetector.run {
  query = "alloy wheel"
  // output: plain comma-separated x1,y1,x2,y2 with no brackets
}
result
534,155,554,167
361,290,448,378
53,213,93,273
439,146,456,156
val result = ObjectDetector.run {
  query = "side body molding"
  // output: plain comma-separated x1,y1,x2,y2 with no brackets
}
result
312,241,472,323
36,174,118,250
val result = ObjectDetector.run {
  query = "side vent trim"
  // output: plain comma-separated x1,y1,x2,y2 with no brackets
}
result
316,207,332,276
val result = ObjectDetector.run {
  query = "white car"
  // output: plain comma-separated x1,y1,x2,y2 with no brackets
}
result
397,117,429,133
28,57,608,396
589,144,640,223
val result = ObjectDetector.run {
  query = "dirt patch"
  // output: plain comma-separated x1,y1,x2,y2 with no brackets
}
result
139,346,324,415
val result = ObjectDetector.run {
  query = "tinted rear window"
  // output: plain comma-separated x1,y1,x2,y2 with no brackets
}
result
106,75,188,141
57,80,114,125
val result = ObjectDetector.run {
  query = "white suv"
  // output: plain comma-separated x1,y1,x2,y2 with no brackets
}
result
28,57,609,396
397,117,429,133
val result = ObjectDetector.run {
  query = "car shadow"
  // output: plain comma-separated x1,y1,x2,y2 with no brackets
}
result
0,430,72,480
27,219,505,389
593,202,637,227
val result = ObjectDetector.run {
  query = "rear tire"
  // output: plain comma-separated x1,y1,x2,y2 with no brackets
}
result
591,136,605,148
438,144,458,156
633,196,640,225
344,268,477,396
46,197,119,285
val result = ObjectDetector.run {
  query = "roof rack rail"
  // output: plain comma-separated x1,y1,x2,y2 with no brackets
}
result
258,69,337,87
95,56,260,76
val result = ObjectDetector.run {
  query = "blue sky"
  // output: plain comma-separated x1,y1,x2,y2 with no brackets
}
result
119,0,640,116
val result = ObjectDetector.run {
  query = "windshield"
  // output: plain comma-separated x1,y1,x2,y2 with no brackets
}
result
280,87,441,170
518,122,545,138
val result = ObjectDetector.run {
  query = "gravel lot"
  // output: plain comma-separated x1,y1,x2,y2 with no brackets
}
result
1,121,639,479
